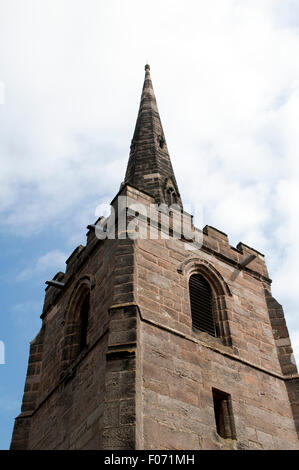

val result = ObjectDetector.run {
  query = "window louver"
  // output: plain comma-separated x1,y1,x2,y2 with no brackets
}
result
189,274,216,336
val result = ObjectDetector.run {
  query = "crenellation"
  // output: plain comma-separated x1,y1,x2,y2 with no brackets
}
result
237,241,265,259
65,245,85,271
10,65,299,450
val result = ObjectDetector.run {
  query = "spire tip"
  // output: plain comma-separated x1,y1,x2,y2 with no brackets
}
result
145,64,150,71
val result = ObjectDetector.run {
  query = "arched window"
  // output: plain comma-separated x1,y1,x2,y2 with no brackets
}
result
189,273,216,336
61,286,91,370
79,292,90,352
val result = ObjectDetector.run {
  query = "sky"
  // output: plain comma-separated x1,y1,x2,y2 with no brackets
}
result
1,0,299,450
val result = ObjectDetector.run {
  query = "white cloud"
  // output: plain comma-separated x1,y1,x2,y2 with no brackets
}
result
17,250,67,281
0,1,298,362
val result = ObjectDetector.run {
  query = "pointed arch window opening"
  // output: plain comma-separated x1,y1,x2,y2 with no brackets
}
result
181,260,233,347
61,286,91,371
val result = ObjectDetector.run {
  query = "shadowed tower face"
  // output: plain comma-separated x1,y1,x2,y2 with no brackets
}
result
10,66,299,451
125,64,182,209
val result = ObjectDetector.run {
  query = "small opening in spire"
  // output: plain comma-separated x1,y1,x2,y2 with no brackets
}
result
158,134,165,148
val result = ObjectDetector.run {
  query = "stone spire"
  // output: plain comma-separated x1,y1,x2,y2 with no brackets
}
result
124,65,183,209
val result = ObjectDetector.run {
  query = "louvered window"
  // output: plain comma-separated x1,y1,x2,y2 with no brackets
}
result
189,274,216,336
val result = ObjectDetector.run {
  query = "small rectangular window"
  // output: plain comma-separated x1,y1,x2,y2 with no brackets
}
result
212,388,236,440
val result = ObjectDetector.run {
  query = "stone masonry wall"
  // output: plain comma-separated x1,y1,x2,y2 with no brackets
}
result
140,321,298,449
136,237,282,374
28,334,108,449
135,233,299,449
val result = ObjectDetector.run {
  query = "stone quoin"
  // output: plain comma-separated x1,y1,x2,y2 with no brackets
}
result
10,65,299,450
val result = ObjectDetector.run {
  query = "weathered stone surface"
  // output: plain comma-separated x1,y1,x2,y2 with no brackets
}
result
10,66,299,451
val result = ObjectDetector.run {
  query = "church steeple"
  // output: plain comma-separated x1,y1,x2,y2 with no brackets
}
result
124,65,183,209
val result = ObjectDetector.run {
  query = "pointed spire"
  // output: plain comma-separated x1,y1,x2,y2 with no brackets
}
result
124,65,183,209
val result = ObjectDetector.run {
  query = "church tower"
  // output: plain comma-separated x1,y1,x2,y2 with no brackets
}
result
11,66,299,450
